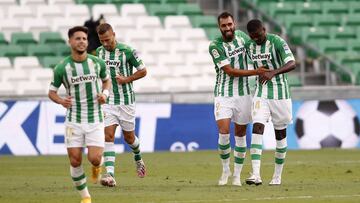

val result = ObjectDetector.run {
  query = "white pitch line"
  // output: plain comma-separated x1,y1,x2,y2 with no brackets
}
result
161,194,360,203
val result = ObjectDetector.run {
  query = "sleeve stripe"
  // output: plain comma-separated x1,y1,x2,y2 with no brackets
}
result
284,56,295,64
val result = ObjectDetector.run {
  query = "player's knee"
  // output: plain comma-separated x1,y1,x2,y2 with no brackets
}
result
89,155,102,167
275,128,287,140
105,133,115,142
123,130,135,144
69,157,82,167
252,122,265,134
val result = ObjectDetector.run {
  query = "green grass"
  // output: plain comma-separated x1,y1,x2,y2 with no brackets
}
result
0,149,360,203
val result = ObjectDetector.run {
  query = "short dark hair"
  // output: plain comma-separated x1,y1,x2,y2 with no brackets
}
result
97,23,113,35
217,11,234,24
247,19,263,33
68,26,88,38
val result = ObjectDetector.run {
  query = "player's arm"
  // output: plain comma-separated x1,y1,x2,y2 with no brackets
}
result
116,49,147,85
209,43,267,77
48,65,72,108
259,37,296,83
222,65,268,77
97,59,111,104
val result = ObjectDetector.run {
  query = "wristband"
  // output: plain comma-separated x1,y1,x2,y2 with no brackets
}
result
102,89,110,98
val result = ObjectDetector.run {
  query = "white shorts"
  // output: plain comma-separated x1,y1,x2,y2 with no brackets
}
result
103,104,136,131
252,97,292,129
64,122,105,148
214,95,252,125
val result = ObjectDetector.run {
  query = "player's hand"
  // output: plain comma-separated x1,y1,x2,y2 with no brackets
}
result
256,67,270,75
259,70,276,84
97,93,107,104
115,74,128,85
61,96,72,108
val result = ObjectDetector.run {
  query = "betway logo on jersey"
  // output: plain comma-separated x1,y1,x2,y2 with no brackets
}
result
105,60,121,67
251,53,272,61
228,47,245,57
71,74,97,84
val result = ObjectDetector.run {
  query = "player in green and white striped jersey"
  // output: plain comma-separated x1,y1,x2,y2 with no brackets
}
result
95,23,147,187
49,26,111,203
209,12,268,186
244,19,296,186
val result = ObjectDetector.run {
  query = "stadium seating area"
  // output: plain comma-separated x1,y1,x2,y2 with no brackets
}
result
0,0,332,97
243,0,360,84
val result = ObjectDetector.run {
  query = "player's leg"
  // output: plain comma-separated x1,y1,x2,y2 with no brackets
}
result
232,95,252,186
269,99,292,185
119,103,146,178
85,123,105,185
233,124,247,186
216,118,232,185
65,124,91,202
246,97,269,185
102,124,117,184
123,129,146,178
68,147,92,203
101,104,119,186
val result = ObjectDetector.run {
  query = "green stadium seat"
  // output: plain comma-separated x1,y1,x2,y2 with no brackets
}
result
77,0,108,4
302,27,330,43
39,32,65,45
27,44,56,57
0,45,27,58
55,44,71,56
343,14,360,27
268,2,297,18
297,2,322,14
347,39,360,51
147,4,177,18
279,14,312,30
11,32,37,46
177,3,203,17
162,0,186,3
313,14,341,27
41,56,64,69
348,1,360,13
0,33,8,45
138,0,162,5
318,40,347,53
335,51,360,65
204,28,221,40
322,2,349,14
111,0,135,4
190,15,217,29
330,27,356,40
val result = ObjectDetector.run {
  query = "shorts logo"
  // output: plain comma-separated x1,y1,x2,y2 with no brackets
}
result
212,49,220,59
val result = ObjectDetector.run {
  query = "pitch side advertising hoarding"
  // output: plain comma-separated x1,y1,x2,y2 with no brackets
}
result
0,99,359,155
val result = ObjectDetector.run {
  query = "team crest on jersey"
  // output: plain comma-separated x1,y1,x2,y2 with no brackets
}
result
71,74,97,84
212,49,220,59
251,53,272,61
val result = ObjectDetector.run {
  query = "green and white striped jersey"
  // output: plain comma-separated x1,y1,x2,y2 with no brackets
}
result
209,30,251,97
96,42,145,105
246,33,295,100
50,55,109,124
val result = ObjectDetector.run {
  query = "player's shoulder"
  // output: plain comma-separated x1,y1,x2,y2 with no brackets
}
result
88,54,105,64
116,42,134,51
209,36,223,49
96,46,104,53
267,33,286,44
53,56,70,73
235,30,248,37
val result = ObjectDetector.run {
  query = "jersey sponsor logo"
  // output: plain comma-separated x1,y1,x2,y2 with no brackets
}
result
211,49,220,59
251,53,272,61
71,74,97,84
105,60,121,67
227,47,245,57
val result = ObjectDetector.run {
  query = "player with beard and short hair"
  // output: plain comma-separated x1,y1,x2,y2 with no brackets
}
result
48,26,111,203
96,23,147,187
208,12,268,186
245,19,296,186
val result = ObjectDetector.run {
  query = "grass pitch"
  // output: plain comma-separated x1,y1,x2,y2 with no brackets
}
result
0,149,360,203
